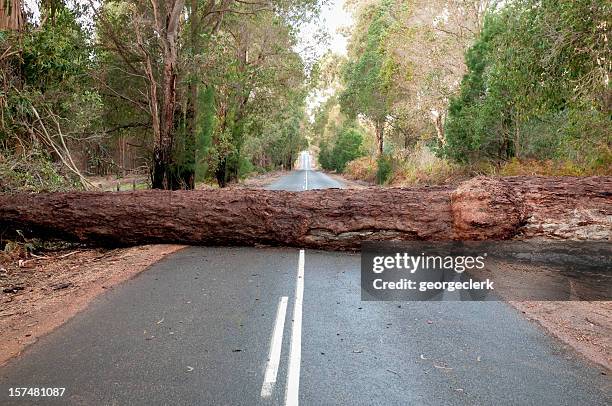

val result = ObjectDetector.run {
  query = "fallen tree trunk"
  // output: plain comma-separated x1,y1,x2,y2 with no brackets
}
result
451,176,611,241
0,177,609,250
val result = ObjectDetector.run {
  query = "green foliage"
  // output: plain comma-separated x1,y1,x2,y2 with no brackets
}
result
339,0,395,124
195,86,216,181
200,10,311,184
318,125,366,172
0,150,80,193
22,8,91,93
0,4,101,190
375,154,393,184
318,139,333,171
445,0,611,169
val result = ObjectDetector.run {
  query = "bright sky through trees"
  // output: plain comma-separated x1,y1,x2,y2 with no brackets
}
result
320,0,352,55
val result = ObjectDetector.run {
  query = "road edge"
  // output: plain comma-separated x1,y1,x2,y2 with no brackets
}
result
0,244,187,367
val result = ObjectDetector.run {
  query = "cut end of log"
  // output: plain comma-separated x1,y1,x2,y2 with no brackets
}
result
451,177,526,240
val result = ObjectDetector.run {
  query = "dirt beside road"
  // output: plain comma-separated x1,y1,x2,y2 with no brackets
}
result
0,245,185,366
237,170,287,188
510,301,611,372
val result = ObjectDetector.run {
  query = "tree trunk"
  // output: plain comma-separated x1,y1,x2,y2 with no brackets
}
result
0,0,23,31
151,0,185,190
215,157,227,188
180,0,199,190
433,112,446,147
0,177,609,250
375,120,384,156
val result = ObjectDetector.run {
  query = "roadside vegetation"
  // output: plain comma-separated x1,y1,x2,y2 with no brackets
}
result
0,0,322,191
312,0,611,185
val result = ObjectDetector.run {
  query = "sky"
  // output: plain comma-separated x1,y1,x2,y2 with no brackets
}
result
23,0,352,116
300,0,354,119
25,0,353,56
319,0,353,56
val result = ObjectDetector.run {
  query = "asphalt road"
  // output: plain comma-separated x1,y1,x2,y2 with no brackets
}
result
267,152,342,191
1,152,610,405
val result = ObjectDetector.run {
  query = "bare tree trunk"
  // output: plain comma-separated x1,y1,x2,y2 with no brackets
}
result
375,120,384,156
433,111,446,147
0,0,24,31
151,0,185,190
178,0,200,190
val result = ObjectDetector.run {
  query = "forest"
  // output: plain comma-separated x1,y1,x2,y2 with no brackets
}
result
314,0,610,184
0,0,610,192
1,0,321,191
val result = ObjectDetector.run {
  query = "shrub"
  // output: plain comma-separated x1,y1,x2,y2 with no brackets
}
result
318,125,365,173
0,150,79,193
344,156,377,183
376,154,393,185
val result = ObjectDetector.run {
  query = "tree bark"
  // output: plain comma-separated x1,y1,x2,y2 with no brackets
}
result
0,0,24,31
0,177,609,250
151,0,185,189
375,120,384,157
433,112,446,147
180,0,200,190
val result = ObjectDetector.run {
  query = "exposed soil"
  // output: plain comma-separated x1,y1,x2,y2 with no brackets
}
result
510,301,611,372
0,244,185,366
194,170,287,190
236,170,287,188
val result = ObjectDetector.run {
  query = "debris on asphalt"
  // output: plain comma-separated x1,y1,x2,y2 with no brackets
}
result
434,363,453,370
50,282,72,290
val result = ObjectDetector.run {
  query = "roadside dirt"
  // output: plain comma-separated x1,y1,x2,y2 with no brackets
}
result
236,170,287,188
0,244,185,366
194,170,287,190
510,301,611,372
88,175,148,191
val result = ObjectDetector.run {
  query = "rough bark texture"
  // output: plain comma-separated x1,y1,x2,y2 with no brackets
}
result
451,176,611,241
151,0,185,190
0,0,24,31
0,177,609,250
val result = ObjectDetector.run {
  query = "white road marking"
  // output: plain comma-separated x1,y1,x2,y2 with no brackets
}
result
261,296,289,398
285,250,305,406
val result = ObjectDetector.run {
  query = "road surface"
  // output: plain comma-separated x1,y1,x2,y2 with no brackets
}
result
1,152,610,405
267,151,342,191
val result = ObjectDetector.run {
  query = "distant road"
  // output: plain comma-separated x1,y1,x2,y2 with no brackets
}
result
1,151,609,405
267,151,342,191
